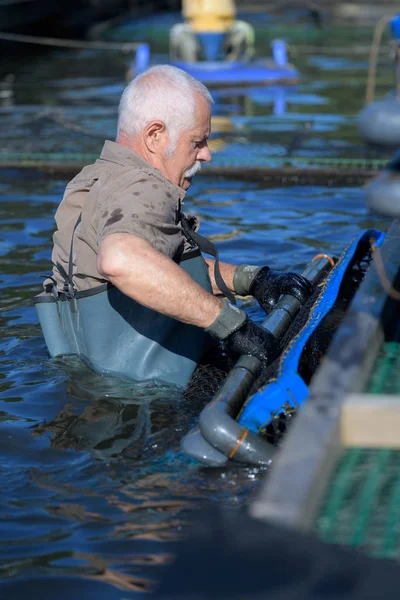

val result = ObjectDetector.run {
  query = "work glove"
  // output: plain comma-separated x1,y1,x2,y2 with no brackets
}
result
205,300,277,365
233,264,313,313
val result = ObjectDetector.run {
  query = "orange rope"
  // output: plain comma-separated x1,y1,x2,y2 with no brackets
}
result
371,242,400,300
312,253,335,267
365,15,392,105
228,429,249,459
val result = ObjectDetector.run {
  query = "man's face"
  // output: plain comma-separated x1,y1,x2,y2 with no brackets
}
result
161,94,212,190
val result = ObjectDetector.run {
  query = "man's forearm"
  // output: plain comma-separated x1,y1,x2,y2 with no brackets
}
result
205,258,237,296
97,233,223,329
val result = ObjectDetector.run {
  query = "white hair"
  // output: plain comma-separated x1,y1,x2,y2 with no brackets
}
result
117,65,213,155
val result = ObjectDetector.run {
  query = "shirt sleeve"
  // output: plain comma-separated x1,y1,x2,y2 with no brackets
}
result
95,170,184,259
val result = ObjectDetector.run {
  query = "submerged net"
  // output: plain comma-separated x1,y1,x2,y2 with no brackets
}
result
185,238,373,442
184,346,234,403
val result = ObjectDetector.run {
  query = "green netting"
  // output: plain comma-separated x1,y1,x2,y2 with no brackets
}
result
315,341,400,558
209,155,388,169
0,152,99,162
0,151,388,172
367,342,400,395
316,448,400,559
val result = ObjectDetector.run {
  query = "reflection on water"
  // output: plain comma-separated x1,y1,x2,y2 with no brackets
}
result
0,15,395,598
33,356,190,461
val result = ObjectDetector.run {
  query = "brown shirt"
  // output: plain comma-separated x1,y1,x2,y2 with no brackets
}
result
51,140,189,291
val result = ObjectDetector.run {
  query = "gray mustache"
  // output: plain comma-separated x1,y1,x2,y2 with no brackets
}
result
184,161,202,178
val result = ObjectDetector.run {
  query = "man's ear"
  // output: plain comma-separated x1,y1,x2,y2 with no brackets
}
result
144,120,166,154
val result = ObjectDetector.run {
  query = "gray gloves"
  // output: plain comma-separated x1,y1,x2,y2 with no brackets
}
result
205,300,277,365
234,264,313,313
204,262,313,364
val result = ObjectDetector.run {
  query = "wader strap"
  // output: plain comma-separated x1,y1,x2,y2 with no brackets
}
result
180,214,236,305
55,263,70,297
69,215,82,290
54,214,82,299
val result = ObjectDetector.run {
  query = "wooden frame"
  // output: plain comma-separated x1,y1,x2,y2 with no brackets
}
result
341,393,400,448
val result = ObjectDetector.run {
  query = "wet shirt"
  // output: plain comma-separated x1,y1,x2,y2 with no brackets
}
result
51,140,189,291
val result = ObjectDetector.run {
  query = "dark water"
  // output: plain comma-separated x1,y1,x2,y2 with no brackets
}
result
0,13,394,597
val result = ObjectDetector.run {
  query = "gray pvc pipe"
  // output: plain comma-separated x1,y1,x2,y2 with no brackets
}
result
181,426,228,466
197,256,332,466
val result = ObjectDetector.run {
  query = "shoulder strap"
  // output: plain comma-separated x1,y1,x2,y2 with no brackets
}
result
180,214,236,305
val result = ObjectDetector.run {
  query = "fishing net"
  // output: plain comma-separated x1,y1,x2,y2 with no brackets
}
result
184,345,234,403
185,238,373,442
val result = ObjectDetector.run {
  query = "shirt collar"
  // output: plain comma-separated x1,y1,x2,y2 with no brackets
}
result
99,140,186,201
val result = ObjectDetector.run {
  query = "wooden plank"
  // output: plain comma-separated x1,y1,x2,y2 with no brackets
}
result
250,403,342,531
250,311,384,532
250,220,400,532
341,393,400,448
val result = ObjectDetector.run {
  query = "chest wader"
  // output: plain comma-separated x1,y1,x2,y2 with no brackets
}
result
34,215,231,388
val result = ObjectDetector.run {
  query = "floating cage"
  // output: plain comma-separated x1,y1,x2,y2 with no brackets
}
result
183,229,384,465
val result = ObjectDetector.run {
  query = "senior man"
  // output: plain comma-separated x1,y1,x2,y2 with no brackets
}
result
39,65,311,387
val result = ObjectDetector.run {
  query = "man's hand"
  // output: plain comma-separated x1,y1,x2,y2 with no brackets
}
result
205,300,277,365
224,318,277,365
234,264,313,313
250,267,314,313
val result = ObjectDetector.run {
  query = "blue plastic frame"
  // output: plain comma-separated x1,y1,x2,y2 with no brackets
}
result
237,229,385,433
172,59,299,85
